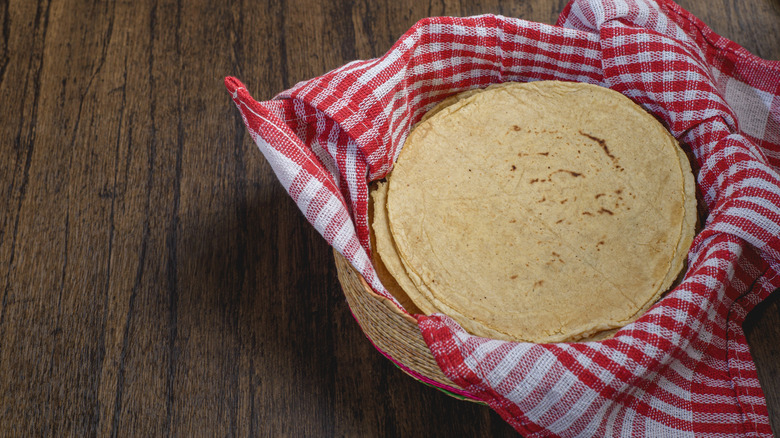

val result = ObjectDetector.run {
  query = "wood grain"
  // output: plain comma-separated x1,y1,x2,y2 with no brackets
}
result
0,0,777,436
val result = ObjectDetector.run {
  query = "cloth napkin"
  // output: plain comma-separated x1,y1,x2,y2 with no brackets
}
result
225,0,780,435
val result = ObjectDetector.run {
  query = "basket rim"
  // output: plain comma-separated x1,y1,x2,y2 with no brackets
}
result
333,249,483,403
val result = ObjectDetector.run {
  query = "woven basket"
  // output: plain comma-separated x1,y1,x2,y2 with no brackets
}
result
333,249,480,401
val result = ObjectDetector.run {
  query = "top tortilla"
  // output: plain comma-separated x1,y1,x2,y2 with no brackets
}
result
377,81,697,343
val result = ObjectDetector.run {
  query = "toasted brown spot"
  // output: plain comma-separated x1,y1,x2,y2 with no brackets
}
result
538,197,546,203
615,189,623,194
580,131,616,161
550,169,583,178
560,199,568,204
533,280,544,287
582,211,593,216
511,165,517,171
509,219,517,223
513,125,522,131
555,219,564,224
530,178,539,184
598,208,614,215
538,152,549,156
511,275,518,279
595,193,605,199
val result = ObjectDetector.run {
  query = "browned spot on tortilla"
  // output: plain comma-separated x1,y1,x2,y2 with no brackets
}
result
538,152,549,156
598,208,614,215
551,169,582,178
513,125,521,131
582,211,593,216
580,131,616,161
511,275,518,279
511,165,517,171
595,193,605,199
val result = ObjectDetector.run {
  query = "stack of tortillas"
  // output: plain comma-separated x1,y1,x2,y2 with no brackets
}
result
370,81,697,343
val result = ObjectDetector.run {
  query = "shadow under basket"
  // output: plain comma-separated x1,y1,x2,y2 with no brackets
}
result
333,249,482,402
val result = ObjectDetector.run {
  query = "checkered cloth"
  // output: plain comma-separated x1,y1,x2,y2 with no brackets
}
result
225,0,780,435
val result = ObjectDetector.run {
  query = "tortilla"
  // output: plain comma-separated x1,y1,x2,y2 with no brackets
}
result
372,81,697,343
369,181,427,315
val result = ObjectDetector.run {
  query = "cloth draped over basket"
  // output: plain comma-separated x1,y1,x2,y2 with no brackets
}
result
225,0,780,435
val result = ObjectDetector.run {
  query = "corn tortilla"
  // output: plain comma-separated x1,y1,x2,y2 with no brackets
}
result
373,81,697,343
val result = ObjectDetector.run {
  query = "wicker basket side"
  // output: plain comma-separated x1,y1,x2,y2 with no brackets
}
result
333,249,472,397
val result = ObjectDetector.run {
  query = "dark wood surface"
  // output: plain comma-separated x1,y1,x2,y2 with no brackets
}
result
1,0,778,436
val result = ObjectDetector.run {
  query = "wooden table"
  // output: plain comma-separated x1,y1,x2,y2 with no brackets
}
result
1,0,778,436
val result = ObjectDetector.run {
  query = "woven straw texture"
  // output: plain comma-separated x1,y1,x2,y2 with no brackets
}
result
226,0,780,436
333,250,470,397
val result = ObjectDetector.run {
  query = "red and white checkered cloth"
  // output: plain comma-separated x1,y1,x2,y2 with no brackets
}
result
226,0,780,435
